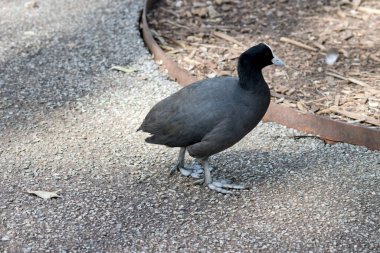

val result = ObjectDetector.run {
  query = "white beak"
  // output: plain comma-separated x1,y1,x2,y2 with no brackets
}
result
272,55,285,66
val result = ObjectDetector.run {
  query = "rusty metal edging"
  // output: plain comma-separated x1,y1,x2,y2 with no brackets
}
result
141,0,197,85
141,0,380,151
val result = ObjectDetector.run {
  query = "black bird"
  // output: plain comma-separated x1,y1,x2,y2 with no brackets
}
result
138,43,284,193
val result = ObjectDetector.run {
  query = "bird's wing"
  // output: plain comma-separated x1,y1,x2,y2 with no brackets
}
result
139,77,238,147
186,118,246,158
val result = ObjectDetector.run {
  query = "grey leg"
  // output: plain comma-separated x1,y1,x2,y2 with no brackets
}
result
196,157,248,194
202,158,212,185
169,147,186,176
194,160,214,172
170,148,210,178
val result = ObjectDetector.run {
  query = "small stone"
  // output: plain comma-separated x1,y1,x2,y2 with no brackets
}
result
1,235,10,241
325,48,339,65
175,0,182,8
24,0,39,9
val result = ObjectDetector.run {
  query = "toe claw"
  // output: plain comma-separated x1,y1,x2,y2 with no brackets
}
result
190,171,202,178
212,180,247,190
169,166,178,176
208,184,234,194
211,181,223,188
193,179,204,185
222,183,247,190
178,167,203,178
205,180,248,194
179,168,192,177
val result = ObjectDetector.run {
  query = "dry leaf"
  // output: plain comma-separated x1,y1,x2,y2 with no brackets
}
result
110,66,138,74
286,87,296,96
27,190,61,200
24,0,39,9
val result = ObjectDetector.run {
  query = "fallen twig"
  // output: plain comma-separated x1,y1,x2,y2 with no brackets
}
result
290,135,322,140
183,57,202,65
190,42,231,50
312,41,326,51
325,72,376,90
213,31,247,48
280,37,318,52
358,6,380,15
166,48,184,55
330,106,380,126
163,19,193,31
339,0,380,15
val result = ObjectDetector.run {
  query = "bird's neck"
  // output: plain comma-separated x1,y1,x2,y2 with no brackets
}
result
238,68,267,91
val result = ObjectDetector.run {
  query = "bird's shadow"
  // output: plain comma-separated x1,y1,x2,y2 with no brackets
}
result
179,148,318,187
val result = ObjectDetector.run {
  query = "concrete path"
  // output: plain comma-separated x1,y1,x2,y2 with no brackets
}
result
0,1,379,252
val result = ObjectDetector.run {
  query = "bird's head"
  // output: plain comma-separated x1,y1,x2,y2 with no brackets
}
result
238,43,285,71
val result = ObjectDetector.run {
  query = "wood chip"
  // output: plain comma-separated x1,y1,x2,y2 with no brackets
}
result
188,49,197,59
286,87,296,96
317,108,332,115
296,101,308,113
369,55,380,62
334,95,341,106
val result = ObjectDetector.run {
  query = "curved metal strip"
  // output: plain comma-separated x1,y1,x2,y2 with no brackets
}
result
141,2,197,85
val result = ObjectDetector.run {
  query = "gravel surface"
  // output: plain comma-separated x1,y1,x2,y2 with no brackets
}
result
0,0,379,252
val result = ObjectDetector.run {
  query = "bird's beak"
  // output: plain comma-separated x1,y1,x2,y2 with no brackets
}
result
272,55,285,66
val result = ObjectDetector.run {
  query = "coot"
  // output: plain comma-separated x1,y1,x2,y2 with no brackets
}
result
138,43,284,193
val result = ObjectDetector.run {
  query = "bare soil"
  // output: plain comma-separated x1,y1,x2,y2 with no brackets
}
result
148,0,380,128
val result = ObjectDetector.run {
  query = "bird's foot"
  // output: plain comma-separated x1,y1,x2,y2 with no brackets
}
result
171,161,214,179
194,179,248,194
179,166,203,178
208,180,247,194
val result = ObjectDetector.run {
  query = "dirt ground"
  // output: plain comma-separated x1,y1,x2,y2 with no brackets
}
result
0,0,379,252
148,0,380,128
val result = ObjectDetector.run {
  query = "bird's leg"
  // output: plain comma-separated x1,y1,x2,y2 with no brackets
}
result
169,147,186,176
190,160,215,175
170,148,209,178
202,158,212,185
195,157,248,194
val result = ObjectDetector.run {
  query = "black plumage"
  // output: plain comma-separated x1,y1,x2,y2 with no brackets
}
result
138,43,284,193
